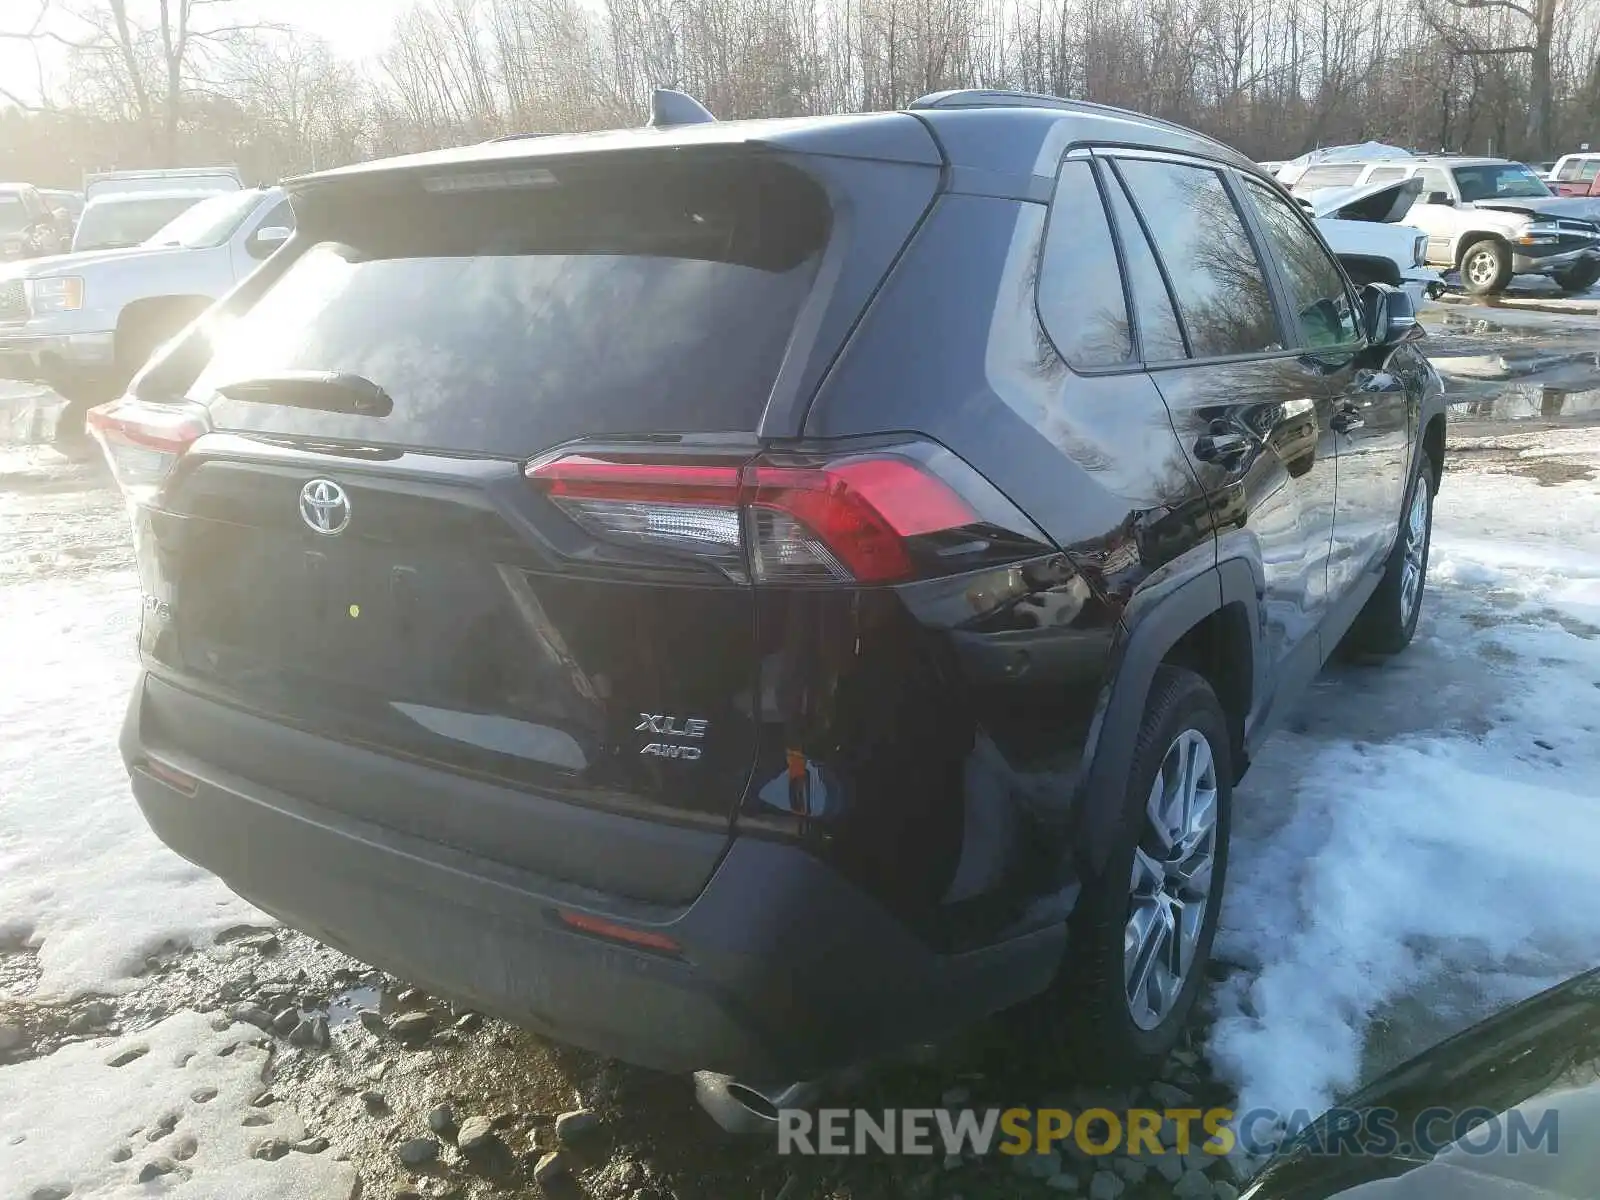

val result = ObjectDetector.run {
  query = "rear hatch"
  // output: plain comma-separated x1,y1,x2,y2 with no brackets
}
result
110,134,941,902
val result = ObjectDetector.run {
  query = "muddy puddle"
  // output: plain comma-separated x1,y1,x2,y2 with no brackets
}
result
1449,383,1600,422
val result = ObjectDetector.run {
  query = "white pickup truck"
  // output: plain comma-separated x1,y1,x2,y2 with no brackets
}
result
0,187,292,414
1284,155,1600,295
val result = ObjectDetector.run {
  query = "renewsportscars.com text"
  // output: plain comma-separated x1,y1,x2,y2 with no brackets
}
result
778,1106,1558,1159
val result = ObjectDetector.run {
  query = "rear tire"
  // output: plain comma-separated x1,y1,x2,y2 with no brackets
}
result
1553,260,1600,294
1459,239,1513,295
1054,666,1232,1077
1344,450,1435,657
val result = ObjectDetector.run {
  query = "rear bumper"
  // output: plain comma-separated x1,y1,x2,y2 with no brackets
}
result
121,673,1062,1077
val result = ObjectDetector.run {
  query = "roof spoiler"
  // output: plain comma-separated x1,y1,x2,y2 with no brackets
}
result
648,88,716,128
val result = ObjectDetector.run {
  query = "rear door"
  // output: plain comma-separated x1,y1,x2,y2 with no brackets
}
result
137,149,935,896
1236,175,1406,607
1103,152,1341,721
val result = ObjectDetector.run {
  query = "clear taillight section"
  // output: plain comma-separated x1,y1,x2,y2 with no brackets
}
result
86,396,210,504
529,456,747,575
526,441,1051,585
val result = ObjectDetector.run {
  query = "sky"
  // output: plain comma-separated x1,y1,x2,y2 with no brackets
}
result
0,0,405,106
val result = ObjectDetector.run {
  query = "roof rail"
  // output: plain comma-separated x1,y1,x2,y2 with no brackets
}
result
648,88,716,128
909,89,1079,112
907,89,1211,143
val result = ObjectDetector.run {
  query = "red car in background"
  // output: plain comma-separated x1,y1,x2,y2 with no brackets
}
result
1550,153,1600,195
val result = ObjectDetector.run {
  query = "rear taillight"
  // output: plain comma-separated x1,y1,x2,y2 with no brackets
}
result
526,441,1051,585
86,396,209,503
529,456,747,575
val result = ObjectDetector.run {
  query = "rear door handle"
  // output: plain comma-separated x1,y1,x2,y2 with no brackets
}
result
1331,404,1366,433
1194,431,1251,463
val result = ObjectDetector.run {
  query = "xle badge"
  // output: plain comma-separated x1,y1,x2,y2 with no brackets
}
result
636,713,708,762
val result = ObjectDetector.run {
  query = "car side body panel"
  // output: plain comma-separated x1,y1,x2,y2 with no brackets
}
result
792,188,1225,941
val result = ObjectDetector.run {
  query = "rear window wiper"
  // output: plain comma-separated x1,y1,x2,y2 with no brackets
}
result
214,370,395,417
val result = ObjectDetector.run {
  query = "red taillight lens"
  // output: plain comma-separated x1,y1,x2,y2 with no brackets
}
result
526,442,1048,586
745,458,978,583
86,397,209,503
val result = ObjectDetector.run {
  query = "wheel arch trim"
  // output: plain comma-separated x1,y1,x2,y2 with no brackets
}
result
1077,564,1259,875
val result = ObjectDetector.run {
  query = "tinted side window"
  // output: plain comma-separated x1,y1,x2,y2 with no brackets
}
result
1037,160,1131,368
1557,158,1582,181
1243,181,1361,350
1101,170,1188,361
1115,159,1281,359
1581,160,1600,182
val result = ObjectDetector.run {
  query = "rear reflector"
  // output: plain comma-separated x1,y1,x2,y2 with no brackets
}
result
138,756,200,796
556,909,681,953
526,442,1044,586
87,397,210,503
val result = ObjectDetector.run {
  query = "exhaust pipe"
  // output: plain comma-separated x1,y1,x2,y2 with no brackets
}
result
693,1071,821,1135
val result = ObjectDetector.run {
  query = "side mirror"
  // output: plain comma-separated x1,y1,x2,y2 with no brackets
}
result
1360,283,1424,347
247,225,292,259
1422,191,1454,206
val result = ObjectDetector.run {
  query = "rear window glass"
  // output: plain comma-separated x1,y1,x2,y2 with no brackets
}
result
1294,164,1364,191
1102,170,1188,361
1037,160,1132,368
1365,166,1410,184
1114,159,1281,359
190,158,831,457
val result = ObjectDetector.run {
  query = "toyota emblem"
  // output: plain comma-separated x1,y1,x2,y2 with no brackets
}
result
299,478,351,535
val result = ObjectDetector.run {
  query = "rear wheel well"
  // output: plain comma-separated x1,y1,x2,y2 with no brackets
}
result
1159,603,1253,781
1423,415,1445,492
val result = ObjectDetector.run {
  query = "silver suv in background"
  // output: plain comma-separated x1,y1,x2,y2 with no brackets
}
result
1282,155,1600,295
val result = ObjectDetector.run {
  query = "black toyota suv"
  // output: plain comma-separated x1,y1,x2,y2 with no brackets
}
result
93,90,1445,1118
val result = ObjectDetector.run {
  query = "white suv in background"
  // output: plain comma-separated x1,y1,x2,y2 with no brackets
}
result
1283,155,1600,295
0,187,293,423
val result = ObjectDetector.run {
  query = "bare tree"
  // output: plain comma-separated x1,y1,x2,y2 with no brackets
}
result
10,0,1600,183
1427,0,1564,155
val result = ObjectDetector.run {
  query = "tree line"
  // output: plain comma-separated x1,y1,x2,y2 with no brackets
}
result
3,0,1599,189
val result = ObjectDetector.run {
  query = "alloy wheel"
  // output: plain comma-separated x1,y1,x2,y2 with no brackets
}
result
1400,478,1430,624
1125,728,1218,1031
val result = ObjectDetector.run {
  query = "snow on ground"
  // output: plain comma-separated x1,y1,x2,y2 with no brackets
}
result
0,1010,356,1199
6,373,1600,1169
1210,425,1600,1126
0,448,266,1001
